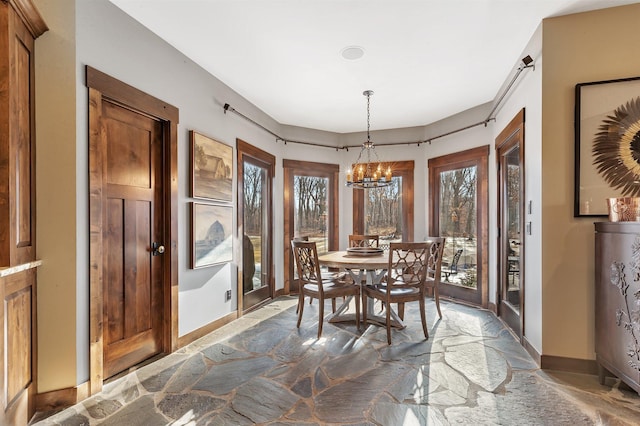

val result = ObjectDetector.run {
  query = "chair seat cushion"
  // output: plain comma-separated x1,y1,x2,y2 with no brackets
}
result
365,284,419,296
303,280,359,294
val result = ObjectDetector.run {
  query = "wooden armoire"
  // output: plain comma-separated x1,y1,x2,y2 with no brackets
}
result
0,0,47,424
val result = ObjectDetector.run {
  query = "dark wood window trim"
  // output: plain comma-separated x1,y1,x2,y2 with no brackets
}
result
428,146,489,308
283,159,339,294
237,139,275,312
352,160,414,241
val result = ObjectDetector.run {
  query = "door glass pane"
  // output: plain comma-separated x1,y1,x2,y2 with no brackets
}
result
243,162,267,294
504,146,520,310
438,167,478,288
364,176,402,249
294,175,329,253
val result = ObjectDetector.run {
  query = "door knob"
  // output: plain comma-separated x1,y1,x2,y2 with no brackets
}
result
152,242,165,256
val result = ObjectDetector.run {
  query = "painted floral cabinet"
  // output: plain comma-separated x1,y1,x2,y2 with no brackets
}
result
595,221,640,394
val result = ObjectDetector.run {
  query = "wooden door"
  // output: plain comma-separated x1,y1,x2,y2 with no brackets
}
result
100,100,165,378
496,109,525,339
88,66,178,394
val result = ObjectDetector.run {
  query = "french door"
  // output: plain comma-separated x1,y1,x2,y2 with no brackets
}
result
237,139,274,313
428,146,489,307
496,109,525,338
283,160,339,294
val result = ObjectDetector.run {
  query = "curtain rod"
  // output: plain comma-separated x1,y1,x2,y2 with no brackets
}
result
222,56,534,150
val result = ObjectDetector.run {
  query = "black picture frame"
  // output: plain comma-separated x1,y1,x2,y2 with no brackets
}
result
574,76,640,217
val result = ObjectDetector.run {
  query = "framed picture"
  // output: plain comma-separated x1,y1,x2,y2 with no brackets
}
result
575,76,640,217
191,202,233,268
190,130,233,202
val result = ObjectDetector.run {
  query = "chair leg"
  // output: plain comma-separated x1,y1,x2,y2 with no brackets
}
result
317,298,324,338
297,291,305,328
419,296,429,340
355,293,361,329
362,292,368,325
434,287,442,319
331,298,336,313
386,301,392,345
397,303,405,320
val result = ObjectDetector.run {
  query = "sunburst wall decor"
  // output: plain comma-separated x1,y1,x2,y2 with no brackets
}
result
592,96,640,197
574,76,640,217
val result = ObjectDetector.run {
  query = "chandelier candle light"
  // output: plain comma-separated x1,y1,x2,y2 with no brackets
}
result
346,90,392,189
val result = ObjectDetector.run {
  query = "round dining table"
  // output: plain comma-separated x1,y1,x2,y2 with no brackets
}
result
317,250,404,329
317,250,388,271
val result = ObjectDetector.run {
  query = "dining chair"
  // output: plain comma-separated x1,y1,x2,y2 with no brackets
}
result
362,240,443,344
348,234,382,285
423,236,446,319
348,234,380,248
292,240,360,337
292,236,341,313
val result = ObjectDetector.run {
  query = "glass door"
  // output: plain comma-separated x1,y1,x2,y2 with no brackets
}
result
238,139,274,313
294,175,330,251
283,160,339,294
496,109,525,338
429,146,489,307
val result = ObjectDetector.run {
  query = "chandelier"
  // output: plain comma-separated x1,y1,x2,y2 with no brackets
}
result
345,90,392,189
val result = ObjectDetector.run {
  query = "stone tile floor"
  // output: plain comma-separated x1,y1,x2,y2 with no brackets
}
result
32,296,640,425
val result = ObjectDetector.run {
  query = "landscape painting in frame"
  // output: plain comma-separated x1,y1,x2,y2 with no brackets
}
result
191,203,233,268
191,130,232,201
575,76,640,216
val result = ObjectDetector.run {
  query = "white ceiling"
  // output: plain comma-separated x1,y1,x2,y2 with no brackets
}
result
109,0,639,134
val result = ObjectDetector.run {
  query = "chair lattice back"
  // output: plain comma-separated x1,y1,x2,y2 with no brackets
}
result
423,237,446,288
291,240,322,284
349,234,380,248
387,242,430,287
426,238,446,277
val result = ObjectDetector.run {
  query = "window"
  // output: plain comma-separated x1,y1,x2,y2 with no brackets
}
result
353,160,414,243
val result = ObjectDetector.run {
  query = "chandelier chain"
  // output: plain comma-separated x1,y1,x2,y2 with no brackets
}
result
345,89,392,189
367,92,371,144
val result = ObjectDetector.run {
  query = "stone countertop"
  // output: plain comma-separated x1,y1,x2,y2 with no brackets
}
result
0,260,43,278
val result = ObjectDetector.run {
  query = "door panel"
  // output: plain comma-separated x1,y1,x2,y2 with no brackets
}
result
102,100,163,379
237,140,275,313
496,109,525,339
283,160,339,294
428,146,489,308
242,161,270,309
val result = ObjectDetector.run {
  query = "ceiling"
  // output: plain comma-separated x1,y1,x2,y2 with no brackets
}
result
109,0,639,134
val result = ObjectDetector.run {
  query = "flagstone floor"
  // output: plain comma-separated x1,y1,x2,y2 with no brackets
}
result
32,296,640,425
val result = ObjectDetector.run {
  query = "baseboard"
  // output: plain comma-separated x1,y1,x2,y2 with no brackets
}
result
522,335,541,366
487,301,497,315
540,354,598,375
35,381,89,413
275,288,286,298
177,311,238,348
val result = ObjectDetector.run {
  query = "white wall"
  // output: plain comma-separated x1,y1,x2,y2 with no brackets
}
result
492,24,543,354
33,0,536,392
75,0,292,339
